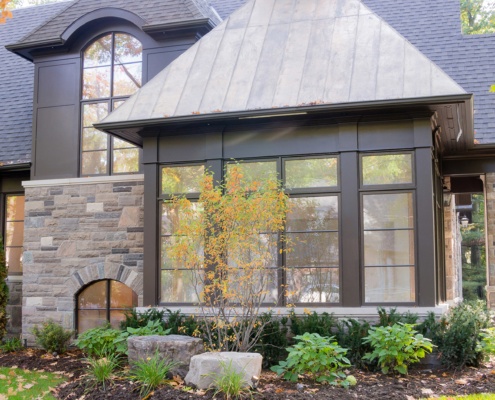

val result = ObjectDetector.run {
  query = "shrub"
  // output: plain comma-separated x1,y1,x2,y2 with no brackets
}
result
0,337,23,353
164,309,200,337
254,313,289,368
289,310,338,337
336,318,373,369
0,237,9,342
120,308,167,330
114,319,171,355
416,311,445,344
74,325,122,357
377,307,418,327
271,332,354,386
477,327,495,362
31,320,72,354
129,352,178,397
363,323,433,374
437,301,492,368
209,360,251,400
85,350,121,390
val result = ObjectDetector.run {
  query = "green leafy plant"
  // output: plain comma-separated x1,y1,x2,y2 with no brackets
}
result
129,351,178,397
377,307,418,326
74,325,122,357
114,319,171,354
336,318,373,369
209,360,251,400
120,308,167,330
31,319,73,354
85,349,121,390
437,301,491,368
0,336,23,353
0,237,9,342
271,332,354,386
289,310,338,337
363,323,433,374
477,327,495,361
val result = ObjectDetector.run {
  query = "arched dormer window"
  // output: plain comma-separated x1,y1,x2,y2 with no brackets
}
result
81,33,142,176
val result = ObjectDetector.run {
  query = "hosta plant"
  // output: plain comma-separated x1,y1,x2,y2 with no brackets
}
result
271,332,355,387
363,323,433,374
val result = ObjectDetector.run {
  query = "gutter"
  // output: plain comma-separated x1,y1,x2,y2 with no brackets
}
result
0,162,31,172
95,93,474,133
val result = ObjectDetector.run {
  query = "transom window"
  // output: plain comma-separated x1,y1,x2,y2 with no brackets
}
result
81,33,142,176
4,195,24,275
77,279,138,333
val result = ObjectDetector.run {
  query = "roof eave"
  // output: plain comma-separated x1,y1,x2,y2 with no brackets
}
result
6,38,65,61
95,93,474,146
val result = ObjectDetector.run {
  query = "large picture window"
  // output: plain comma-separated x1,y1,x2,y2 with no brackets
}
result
4,194,24,275
159,157,341,306
81,33,142,176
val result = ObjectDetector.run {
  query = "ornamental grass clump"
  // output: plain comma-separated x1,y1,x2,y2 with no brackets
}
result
209,360,251,400
271,332,356,387
129,352,179,397
85,349,121,390
363,323,433,374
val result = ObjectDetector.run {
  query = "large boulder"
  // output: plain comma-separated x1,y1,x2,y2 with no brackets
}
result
185,352,262,390
128,335,204,377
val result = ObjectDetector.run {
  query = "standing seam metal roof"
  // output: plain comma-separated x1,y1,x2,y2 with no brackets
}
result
102,0,466,126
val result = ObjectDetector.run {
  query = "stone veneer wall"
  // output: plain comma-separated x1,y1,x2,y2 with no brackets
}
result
444,196,462,302
22,176,144,343
486,173,495,309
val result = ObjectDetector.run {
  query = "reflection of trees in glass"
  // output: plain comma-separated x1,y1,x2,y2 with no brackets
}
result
285,158,338,189
362,154,412,186
461,0,495,34
286,197,339,303
162,165,205,194
461,194,486,300
81,34,142,175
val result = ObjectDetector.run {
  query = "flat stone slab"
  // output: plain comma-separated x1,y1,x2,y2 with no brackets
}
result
128,335,204,377
185,352,262,390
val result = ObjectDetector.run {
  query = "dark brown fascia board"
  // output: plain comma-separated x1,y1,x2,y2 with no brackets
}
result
143,18,215,37
6,38,65,61
0,162,31,172
95,93,474,144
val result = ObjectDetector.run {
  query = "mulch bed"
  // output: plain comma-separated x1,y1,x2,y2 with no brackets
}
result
1,349,495,399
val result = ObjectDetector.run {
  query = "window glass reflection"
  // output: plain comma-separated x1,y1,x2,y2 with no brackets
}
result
362,154,412,185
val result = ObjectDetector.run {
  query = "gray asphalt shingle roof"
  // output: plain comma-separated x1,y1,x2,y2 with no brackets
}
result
16,0,221,47
102,0,465,126
1,0,494,166
362,0,495,143
0,2,68,166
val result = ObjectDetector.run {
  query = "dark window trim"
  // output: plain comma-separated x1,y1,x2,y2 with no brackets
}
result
79,32,143,177
158,157,344,307
360,189,418,306
75,279,138,333
359,151,416,190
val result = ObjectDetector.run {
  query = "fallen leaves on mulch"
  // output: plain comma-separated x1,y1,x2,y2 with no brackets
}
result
2,349,495,399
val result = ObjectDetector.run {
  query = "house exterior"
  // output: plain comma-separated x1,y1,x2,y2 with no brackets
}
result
0,0,494,343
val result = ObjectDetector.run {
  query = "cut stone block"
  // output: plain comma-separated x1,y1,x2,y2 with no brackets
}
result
185,352,262,389
128,335,204,377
